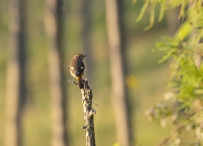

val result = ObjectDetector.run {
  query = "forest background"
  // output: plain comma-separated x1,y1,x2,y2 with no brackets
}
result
0,0,184,146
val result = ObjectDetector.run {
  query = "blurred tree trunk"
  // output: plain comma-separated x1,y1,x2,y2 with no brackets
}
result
80,0,93,83
167,7,179,35
5,0,27,146
44,0,68,146
105,0,132,146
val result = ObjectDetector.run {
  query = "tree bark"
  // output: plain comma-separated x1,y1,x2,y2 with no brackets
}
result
5,0,27,146
80,79,96,146
105,0,132,146
44,0,68,146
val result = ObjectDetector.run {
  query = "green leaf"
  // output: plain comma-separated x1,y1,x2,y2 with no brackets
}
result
136,1,149,22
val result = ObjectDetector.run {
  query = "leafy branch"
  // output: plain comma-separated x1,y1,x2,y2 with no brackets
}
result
137,0,203,143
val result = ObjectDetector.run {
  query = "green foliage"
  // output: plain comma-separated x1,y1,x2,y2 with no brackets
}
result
138,0,203,144
136,0,170,30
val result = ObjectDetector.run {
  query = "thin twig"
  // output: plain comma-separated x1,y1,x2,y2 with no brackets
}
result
157,125,183,146
68,79,78,86
92,102,99,106
157,110,203,146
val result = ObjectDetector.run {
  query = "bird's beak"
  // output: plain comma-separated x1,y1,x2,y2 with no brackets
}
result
83,55,87,57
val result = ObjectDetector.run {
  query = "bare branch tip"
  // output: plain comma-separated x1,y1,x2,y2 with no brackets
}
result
68,79,78,86
92,102,99,106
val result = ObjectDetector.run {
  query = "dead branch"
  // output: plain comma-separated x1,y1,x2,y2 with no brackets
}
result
69,78,96,146
80,79,96,146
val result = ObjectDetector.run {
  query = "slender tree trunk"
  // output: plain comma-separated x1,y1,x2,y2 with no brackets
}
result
105,0,132,146
5,0,27,146
44,0,68,146
167,7,179,35
80,0,93,82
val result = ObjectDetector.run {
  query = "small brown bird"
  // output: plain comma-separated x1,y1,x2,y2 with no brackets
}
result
69,53,86,88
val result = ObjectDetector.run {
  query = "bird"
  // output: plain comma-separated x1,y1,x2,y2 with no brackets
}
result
69,53,86,88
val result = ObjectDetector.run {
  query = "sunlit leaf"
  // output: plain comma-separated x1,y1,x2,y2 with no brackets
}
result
175,23,193,41
136,1,149,22
158,0,165,22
